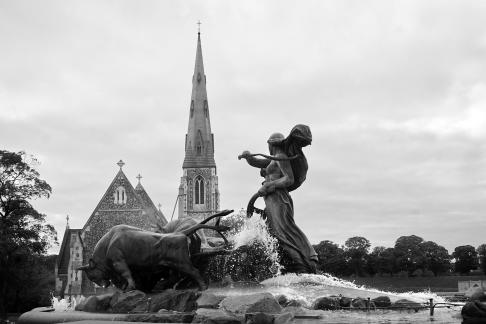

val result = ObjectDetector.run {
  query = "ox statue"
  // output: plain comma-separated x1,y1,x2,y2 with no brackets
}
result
78,210,233,292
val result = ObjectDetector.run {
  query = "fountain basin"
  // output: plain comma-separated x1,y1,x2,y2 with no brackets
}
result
19,274,464,324
18,308,195,324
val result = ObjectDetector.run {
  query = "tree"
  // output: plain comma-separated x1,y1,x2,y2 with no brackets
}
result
453,245,479,274
367,246,396,276
478,244,486,275
0,150,57,318
5,254,56,314
344,236,370,276
394,235,425,275
313,240,348,276
419,241,451,276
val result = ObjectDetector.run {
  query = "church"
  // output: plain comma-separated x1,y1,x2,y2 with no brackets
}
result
55,30,221,297
55,161,167,297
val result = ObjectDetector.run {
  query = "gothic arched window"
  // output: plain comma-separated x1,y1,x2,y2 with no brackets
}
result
196,144,202,155
114,186,127,205
190,100,194,118
194,176,205,205
204,100,208,117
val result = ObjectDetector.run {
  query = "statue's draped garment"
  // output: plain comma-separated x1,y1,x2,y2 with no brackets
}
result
264,188,318,273
263,124,318,273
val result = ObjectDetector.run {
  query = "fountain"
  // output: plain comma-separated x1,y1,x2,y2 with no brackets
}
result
17,125,466,323
18,210,464,323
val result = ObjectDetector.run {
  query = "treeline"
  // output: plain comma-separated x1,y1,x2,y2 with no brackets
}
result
313,235,486,277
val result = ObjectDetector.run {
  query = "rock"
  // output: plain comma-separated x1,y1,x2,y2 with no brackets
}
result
245,312,274,324
197,292,225,309
110,290,147,313
275,294,303,307
274,312,294,324
276,294,288,306
149,289,199,312
75,296,97,312
286,299,304,307
193,308,242,324
126,310,194,323
462,301,486,320
392,299,422,311
339,297,352,308
75,293,113,312
465,287,486,301
312,296,340,310
351,298,368,308
220,292,282,314
372,296,391,308
282,306,308,315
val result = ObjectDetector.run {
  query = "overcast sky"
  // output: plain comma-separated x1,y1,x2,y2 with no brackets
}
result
1,0,485,254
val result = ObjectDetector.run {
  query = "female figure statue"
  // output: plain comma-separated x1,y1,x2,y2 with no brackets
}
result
239,124,318,273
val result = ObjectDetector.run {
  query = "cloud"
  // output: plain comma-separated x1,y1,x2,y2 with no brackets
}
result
378,83,486,139
1,1,486,254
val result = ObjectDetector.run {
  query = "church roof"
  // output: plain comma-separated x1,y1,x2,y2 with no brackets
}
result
135,181,168,226
82,163,166,231
183,32,216,169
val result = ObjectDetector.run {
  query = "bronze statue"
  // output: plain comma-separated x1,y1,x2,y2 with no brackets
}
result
78,210,233,292
239,124,318,273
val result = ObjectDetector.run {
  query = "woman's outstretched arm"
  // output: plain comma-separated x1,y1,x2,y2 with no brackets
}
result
239,150,271,169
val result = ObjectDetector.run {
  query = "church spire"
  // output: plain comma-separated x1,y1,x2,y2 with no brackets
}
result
183,28,216,168
178,26,220,219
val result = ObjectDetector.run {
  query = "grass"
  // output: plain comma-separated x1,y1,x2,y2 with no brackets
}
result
341,275,486,293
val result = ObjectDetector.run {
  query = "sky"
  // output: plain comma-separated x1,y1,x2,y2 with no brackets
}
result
1,0,485,255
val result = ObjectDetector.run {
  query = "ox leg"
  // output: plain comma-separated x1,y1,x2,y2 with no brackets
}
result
112,259,136,291
176,263,207,291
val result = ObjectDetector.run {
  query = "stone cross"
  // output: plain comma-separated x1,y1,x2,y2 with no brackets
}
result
137,174,142,184
117,160,125,169
197,20,201,33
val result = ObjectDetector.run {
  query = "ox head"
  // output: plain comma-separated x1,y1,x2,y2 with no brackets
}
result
77,259,111,288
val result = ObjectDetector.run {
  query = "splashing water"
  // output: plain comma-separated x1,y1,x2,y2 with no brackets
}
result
260,273,447,305
51,295,84,311
51,296,75,311
229,212,282,276
205,211,283,282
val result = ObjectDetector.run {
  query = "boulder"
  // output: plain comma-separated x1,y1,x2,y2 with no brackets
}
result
338,297,352,308
126,310,194,323
276,294,288,306
110,290,147,313
392,299,422,311
465,287,486,302
312,296,340,310
197,292,225,309
245,312,274,324
282,306,309,315
372,296,391,308
75,296,97,312
274,312,294,324
193,308,242,324
75,294,113,312
286,299,304,307
245,311,294,324
275,294,303,307
351,298,367,308
462,301,486,320
220,292,282,314
148,289,199,312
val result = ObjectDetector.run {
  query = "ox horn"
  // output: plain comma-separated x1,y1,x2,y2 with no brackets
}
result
77,264,89,271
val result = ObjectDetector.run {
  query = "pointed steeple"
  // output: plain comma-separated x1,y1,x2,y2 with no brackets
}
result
183,30,216,168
